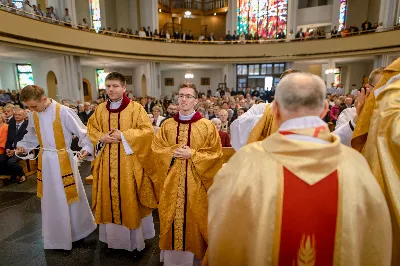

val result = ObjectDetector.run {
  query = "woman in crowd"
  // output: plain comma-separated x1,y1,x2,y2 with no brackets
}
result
0,114,8,156
211,118,231,147
330,99,340,125
152,105,165,127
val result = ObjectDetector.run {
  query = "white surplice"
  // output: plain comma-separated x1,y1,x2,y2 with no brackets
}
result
335,107,356,129
230,103,269,151
98,98,155,252
17,100,96,250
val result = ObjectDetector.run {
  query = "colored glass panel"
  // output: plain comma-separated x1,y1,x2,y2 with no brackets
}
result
13,0,23,9
338,0,347,31
16,64,34,89
238,0,287,38
90,0,101,32
334,67,341,85
96,69,109,90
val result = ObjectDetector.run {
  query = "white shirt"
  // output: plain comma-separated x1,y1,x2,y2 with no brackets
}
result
335,107,356,129
109,98,134,155
279,116,329,144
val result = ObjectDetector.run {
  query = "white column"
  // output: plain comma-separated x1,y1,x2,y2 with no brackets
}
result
140,0,158,31
379,0,397,28
62,0,78,26
61,56,84,102
287,0,298,36
330,0,341,29
374,54,392,68
128,0,139,31
323,61,336,87
149,62,161,98
100,0,107,29
226,0,237,34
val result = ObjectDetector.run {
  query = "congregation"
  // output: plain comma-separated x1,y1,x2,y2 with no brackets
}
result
1,0,399,44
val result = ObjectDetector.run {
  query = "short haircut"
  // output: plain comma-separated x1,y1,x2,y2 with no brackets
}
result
4,104,15,110
20,85,45,101
179,83,199,98
280,69,300,80
13,107,25,114
152,105,163,115
368,67,384,86
105,72,126,86
275,73,326,114
211,118,221,124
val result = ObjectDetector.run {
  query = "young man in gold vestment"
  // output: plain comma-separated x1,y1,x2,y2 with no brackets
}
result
87,72,157,254
16,85,96,250
150,83,223,266
208,73,392,266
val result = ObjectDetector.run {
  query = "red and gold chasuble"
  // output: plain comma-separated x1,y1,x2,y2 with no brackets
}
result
275,126,339,266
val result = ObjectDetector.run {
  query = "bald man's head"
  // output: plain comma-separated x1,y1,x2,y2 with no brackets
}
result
219,109,228,123
273,73,328,125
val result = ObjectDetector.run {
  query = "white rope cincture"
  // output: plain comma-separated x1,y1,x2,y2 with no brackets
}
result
14,148,85,167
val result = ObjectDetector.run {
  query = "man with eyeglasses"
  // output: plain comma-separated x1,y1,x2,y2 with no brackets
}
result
150,83,223,266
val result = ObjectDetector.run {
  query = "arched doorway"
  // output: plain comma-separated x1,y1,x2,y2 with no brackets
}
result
46,71,57,100
141,74,147,97
82,78,92,102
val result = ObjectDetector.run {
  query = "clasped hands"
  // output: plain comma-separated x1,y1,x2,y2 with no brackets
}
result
100,129,122,144
173,145,192,160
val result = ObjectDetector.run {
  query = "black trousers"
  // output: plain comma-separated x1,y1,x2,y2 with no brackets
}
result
0,154,24,177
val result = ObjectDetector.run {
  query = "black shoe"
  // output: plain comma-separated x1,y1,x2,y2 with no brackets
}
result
131,249,144,260
72,239,86,249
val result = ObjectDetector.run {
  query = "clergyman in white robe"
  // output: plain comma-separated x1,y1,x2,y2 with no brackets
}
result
17,100,96,250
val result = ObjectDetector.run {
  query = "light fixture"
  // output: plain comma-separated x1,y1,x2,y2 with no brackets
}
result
325,68,335,74
184,11,191,16
214,13,216,16
159,8,161,12
185,72,194,79
225,8,227,12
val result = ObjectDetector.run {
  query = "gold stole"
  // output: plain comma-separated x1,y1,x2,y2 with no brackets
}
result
33,102,79,204
247,103,278,144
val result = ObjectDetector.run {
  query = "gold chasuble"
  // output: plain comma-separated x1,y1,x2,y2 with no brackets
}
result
88,95,157,229
209,127,392,266
352,58,400,152
33,102,78,204
246,103,278,144
360,76,400,265
151,112,223,261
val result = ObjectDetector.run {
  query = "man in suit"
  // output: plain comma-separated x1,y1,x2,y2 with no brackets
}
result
208,32,216,41
0,108,28,183
144,97,154,113
3,104,14,123
78,102,94,125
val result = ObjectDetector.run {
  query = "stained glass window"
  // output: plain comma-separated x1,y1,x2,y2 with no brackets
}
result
96,69,109,90
338,0,347,31
334,67,341,85
13,0,23,9
237,0,288,38
16,64,34,89
90,0,101,32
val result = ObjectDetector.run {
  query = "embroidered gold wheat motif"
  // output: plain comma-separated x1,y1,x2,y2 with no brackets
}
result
293,234,316,266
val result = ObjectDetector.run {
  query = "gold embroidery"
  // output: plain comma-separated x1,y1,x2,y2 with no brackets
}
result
174,123,189,250
294,234,316,266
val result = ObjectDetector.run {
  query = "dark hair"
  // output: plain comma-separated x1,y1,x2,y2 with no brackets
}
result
105,72,126,86
20,85,45,101
179,83,199,98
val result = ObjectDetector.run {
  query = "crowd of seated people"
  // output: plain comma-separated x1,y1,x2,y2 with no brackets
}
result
2,1,399,44
0,78,365,163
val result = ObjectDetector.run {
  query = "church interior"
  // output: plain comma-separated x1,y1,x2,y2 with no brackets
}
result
0,0,399,265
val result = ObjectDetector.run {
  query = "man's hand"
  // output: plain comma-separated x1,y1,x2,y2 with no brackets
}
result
15,147,27,154
99,132,120,143
109,129,122,141
174,146,192,160
6,149,15,157
354,87,371,123
78,150,90,159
